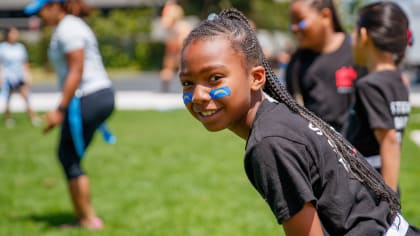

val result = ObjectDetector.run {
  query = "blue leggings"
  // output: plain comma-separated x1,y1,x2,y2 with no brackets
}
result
58,88,114,180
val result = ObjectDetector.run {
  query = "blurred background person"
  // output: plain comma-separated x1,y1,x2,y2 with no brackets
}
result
346,1,412,197
285,0,361,133
159,0,192,93
275,48,293,85
0,26,40,128
24,0,115,230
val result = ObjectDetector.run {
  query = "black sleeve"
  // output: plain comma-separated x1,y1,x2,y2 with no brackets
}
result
357,81,394,129
245,137,317,224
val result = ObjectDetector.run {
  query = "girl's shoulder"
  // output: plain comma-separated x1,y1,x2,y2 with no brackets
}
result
246,101,337,170
248,100,321,147
356,70,402,88
321,33,352,59
0,42,24,51
57,15,89,32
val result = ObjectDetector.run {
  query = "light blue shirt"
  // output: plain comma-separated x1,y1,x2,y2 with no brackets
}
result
0,42,28,84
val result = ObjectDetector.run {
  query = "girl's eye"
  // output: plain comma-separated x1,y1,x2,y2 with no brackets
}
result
209,75,223,82
181,80,193,87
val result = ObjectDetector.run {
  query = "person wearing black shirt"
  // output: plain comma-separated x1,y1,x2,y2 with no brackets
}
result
286,0,360,133
245,99,394,234
179,8,419,235
346,2,411,195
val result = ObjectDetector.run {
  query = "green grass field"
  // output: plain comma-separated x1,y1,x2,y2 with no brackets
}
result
1,108,419,236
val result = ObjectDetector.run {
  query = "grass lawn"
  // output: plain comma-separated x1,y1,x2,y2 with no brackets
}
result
0,108,419,236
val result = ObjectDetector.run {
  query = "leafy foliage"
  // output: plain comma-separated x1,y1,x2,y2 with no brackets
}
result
24,1,294,71
86,8,156,69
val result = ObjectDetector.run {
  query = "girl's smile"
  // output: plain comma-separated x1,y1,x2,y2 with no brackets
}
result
195,108,221,123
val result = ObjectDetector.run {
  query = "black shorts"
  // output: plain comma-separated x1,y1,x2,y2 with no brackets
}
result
58,87,115,179
4,80,25,98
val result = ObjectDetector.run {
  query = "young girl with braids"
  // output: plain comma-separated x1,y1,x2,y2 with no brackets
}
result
285,0,361,133
345,2,412,197
179,8,419,235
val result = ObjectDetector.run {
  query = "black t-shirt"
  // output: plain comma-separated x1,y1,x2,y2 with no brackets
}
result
345,70,410,157
245,100,391,235
285,35,361,133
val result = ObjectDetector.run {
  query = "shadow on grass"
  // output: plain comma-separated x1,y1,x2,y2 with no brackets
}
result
25,212,76,228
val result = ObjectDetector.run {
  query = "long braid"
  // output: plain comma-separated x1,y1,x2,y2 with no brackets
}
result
261,18,400,220
181,8,400,221
262,34,400,221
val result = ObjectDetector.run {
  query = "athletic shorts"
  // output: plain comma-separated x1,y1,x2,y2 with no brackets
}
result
7,79,25,89
58,87,115,179
2,79,25,99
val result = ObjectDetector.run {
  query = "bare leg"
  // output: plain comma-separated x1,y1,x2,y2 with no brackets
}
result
4,99,11,120
68,175,103,229
4,92,14,128
18,85,39,123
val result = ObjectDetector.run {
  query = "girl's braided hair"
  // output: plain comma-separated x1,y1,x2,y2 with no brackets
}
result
181,8,400,222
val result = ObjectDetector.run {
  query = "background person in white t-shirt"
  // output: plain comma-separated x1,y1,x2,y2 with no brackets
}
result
0,27,40,128
24,0,115,230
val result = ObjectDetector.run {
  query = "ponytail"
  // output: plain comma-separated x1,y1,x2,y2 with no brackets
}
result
357,2,409,65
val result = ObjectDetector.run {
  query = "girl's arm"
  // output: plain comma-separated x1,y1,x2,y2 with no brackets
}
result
43,48,84,133
283,202,324,236
374,128,400,192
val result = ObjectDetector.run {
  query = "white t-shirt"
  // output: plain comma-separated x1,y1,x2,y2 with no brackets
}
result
48,15,111,94
0,42,28,84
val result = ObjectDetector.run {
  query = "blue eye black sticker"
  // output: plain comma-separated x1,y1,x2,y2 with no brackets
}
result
297,20,308,29
289,19,307,31
210,86,231,99
182,86,231,104
183,92,193,104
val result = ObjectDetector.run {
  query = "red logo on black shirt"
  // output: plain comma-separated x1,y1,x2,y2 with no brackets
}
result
335,66,357,93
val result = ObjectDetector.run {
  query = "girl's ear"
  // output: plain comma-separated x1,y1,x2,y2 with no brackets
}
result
249,65,266,91
320,8,332,25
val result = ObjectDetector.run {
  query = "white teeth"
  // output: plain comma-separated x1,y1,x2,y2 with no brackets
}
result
200,110,217,117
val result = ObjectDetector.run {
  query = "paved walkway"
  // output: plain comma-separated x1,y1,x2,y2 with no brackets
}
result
0,72,184,112
3,71,420,146
2,71,420,112
0,91,184,112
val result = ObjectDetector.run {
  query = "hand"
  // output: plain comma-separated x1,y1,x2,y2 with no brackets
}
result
43,110,64,134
